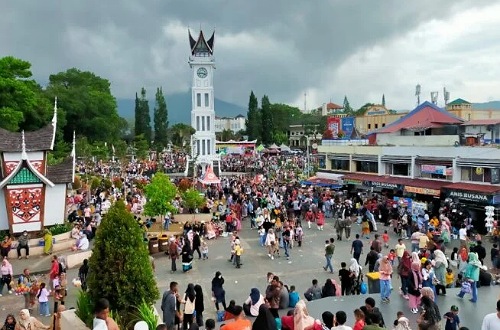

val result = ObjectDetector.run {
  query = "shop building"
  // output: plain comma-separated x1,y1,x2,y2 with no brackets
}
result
316,101,500,231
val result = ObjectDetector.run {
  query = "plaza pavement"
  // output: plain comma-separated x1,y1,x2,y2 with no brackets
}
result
1,218,498,329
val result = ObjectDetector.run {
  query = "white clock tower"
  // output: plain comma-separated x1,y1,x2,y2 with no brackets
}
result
188,29,218,170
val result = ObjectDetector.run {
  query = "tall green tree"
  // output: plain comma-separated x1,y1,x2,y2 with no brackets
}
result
153,87,169,149
0,56,53,132
87,201,159,312
45,68,125,142
343,95,353,114
144,172,178,230
245,91,261,141
261,95,273,144
134,87,152,144
169,123,195,149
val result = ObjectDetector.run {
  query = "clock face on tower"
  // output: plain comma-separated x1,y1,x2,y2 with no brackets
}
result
197,67,208,78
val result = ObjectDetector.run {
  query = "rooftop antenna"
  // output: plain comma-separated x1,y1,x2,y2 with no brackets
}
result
304,92,307,113
415,84,421,106
431,91,439,105
443,87,450,105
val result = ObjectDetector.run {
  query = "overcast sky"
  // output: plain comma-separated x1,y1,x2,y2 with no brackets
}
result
2,0,500,110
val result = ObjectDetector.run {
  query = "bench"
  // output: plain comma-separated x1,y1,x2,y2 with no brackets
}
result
66,250,92,269
7,233,76,259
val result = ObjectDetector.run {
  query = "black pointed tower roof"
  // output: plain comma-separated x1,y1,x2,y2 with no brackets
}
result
189,29,214,56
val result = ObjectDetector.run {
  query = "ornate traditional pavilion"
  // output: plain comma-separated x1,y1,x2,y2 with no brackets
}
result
0,100,75,233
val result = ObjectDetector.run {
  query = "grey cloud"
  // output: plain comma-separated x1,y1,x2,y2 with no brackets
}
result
0,0,493,109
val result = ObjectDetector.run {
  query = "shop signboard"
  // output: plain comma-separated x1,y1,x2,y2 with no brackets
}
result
364,180,403,190
344,179,362,185
327,117,341,138
405,186,440,196
447,190,492,203
341,117,355,139
421,165,448,175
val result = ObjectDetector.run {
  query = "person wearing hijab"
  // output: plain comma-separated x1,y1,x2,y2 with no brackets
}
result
408,261,423,314
417,296,441,330
398,251,412,300
457,251,481,303
181,242,193,272
1,314,16,330
182,283,196,330
433,250,448,296
321,279,336,297
211,271,227,311
293,300,315,330
349,258,362,295
16,309,49,330
243,288,265,317
379,256,393,303
194,284,205,326
252,305,277,330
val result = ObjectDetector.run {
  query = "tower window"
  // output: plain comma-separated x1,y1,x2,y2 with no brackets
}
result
202,116,206,130
205,93,209,107
196,140,200,155
207,139,211,155
368,124,371,129
202,139,206,155
207,116,211,130
197,93,201,107
196,116,200,131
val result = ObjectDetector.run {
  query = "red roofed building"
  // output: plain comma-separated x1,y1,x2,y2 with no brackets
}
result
369,101,463,146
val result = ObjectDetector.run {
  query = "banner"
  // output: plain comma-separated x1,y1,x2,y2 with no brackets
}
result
341,117,355,139
327,117,341,138
421,165,451,175
405,186,440,196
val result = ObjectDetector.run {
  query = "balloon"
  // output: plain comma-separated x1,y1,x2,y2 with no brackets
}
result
134,321,148,330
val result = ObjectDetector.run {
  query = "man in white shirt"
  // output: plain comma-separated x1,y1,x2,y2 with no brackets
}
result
331,311,352,330
459,224,468,248
482,299,500,330
395,239,406,263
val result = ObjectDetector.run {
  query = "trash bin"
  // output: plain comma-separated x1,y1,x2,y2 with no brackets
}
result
148,237,159,254
366,272,380,294
159,235,170,252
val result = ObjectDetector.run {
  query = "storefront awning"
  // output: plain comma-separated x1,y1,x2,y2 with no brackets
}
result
442,182,500,204
301,176,342,189
342,173,448,196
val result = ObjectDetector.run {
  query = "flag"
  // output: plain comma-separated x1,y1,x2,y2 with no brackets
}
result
112,144,115,154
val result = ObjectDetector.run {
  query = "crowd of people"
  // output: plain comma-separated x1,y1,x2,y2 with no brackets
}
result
2,149,500,330
149,170,499,329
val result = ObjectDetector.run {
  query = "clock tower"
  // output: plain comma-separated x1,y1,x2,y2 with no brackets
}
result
188,29,218,169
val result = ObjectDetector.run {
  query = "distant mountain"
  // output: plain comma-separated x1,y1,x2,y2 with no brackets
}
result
472,101,500,110
117,92,247,124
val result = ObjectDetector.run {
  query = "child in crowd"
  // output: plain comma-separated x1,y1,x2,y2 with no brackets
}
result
258,226,266,247
288,285,299,308
443,305,460,330
388,249,396,266
353,308,365,330
53,285,64,315
455,273,464,288
393,311,405,327
445,268,455,288
294,223,303,247
201,241,209,260
382,230,390,248
37,282,51,317
204,319,215,330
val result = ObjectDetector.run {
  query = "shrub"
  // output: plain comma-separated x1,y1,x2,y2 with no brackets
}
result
76,290,94,328
182,188,205,212
73,176,82,190
48,223,73,236
177,178,192,192
87,201,159,313
113,177,123,189
130,299,158,330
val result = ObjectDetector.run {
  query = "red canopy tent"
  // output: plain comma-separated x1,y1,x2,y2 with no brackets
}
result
199,166,221,185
